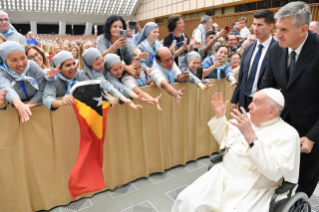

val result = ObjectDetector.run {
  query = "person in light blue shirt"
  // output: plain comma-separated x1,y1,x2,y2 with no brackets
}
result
201,44,237,87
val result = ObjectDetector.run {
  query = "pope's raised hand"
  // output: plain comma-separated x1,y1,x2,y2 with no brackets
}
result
211,92,228,118
229,107,257,144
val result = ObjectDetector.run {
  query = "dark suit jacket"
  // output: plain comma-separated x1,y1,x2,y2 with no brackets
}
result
231,37,277,108
260,31,319,183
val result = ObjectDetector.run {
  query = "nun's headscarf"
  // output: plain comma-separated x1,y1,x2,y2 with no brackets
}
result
0,41,25,63
136,22,158,45
82,48,101,79
52,51,74,68
180,51,201,71
104,54,121,71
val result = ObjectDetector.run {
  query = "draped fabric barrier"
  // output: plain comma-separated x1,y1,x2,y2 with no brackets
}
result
0,79,235,212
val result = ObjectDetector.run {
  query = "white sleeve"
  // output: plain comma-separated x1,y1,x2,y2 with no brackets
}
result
150,67,167,88
194,29,202,44
246,126,300,183
207,116,229,145
122,74,138,90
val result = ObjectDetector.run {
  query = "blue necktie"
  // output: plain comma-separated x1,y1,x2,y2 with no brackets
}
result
288,51,296,79
244,44,263,96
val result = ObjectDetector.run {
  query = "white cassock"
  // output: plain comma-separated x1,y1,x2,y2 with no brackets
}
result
171,115,300,212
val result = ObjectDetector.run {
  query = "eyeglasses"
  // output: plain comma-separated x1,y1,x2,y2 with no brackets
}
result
0,18,10,23
231,58,240,61
228,39,237,42
161,57,174,64
176,21,184,25
28,52,41,60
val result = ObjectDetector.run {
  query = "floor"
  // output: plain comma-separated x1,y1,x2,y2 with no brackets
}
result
39,156,319,212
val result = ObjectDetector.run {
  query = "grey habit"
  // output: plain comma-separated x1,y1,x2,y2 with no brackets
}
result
82,48,123,100
180,51,202,86
0,41,46,109
103,54,132,98
136,22,162,75
42,52,88,111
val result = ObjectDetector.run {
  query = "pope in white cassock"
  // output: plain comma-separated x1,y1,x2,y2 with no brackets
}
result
171,88,300,212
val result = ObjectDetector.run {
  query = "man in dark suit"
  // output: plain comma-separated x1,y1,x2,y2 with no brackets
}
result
260,2,319,197
231,10,277,112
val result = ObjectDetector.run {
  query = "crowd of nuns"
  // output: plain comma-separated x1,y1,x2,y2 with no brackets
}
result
0,15,238,123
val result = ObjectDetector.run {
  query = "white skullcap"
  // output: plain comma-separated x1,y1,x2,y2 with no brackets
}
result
261,88,285,107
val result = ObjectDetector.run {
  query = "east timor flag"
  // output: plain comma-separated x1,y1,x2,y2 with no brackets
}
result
68,80,110,200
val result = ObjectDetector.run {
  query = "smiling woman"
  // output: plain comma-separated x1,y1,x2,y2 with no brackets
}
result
0,41,46,122
25,45,50,70
42,51,89,111
96,15,149,77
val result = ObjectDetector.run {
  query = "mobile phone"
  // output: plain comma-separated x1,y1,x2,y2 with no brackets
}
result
171,40,177,47
196,67,203,79
220,58,232,65
119,30,127,38
224,25,230,33
129,21,137,30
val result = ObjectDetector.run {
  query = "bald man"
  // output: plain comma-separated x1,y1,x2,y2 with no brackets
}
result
151,47,189,106
0,11,26,45
309,21,319,34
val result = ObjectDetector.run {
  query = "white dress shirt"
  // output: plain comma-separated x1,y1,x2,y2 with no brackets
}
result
247,35,273,96
287,33,308,67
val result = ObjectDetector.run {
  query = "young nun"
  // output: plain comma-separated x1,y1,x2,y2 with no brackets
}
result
179,51,214,91
121,55,163,111
136,22,162,77
42,51,88,111
81,48,142,109
0,41,46,123
103,53,154,106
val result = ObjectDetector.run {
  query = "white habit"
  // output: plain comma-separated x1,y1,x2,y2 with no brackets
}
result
171,115,300,212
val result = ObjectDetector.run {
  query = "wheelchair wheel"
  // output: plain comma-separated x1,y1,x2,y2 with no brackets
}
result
277,192,311,212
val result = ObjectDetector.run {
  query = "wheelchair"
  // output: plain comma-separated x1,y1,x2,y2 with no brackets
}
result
208,150,312,212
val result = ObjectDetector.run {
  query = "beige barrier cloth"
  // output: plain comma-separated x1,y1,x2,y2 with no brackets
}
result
0,79,235,212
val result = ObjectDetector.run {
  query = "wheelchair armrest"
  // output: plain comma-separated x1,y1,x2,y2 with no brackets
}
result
274,181,297,194
209,149,226,164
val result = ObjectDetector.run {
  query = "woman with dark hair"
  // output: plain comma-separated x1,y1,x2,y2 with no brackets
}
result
96,15,148,76
163,14,195,67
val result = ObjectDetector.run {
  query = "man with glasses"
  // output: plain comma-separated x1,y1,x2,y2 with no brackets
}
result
231,9,277,112
151,47,188,106
225,33,238,53
0,11,26,45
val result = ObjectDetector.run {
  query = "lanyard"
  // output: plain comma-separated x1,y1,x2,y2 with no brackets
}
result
63,81,68,90
171,33,183,47
149,47,156,66
19,81,29,98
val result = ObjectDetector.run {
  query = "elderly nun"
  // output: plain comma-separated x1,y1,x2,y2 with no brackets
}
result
136,22,162,77
42,51,88,111
81,48,140,109
103,53,155,106
179,51,213,91
0,41,46,122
